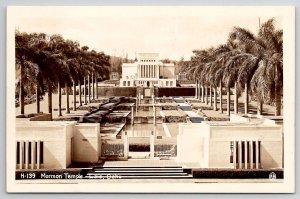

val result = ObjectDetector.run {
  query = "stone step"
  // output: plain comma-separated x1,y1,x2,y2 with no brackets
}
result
83,166,192,179
84,174,192,179
87,172,189,176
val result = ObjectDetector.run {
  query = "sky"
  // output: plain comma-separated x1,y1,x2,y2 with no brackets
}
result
10,7,283,61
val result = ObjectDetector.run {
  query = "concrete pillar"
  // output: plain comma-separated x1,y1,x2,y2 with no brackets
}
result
25,141,29,169
139,65,141,78
141,65,143,78
37,140,40,169
233,141,237,169
249,140,253,169
238,140,242,169
19,141,23,169
245,141,248,169
153,65,155,78
31,141,36,169
131,106,134,125
150,131,155,159
255,140,259,169
123,131,128,159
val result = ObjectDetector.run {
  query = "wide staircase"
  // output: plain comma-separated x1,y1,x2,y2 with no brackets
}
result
81,166,192,179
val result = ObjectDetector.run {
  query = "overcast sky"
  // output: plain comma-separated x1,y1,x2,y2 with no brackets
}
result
10,7,282,61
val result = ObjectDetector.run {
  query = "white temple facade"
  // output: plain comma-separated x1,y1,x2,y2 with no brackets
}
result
120,53,176,87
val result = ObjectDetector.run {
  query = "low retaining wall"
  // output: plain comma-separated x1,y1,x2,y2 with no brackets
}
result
97,87,136,97
97,87,196,97
157,87,195,97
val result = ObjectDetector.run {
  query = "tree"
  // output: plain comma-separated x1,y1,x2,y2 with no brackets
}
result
232,19,283,115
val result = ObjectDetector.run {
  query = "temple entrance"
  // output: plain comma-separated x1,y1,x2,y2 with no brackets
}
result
144,88,151,97
147,81,150,87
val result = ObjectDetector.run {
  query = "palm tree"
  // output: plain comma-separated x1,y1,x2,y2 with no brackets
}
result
15,32,39,115
48,35,70,116
232,19,283,115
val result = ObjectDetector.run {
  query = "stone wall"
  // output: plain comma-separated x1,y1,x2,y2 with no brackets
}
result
16,121,76,169
72,123,101,163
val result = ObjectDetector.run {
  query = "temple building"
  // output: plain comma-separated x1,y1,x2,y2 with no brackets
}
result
120,53,176,87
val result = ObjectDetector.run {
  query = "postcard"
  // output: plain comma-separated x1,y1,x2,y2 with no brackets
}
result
6,6,295,193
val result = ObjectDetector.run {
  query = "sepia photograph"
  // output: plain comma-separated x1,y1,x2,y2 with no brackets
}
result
6,6,295,193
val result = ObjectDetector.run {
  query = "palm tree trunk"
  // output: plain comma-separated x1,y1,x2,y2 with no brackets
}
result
244,83,248,115
195,79,198,99
36,82,40,113
201,85,204,103
205,86,208,105
227,87,231,116
84,76,87,105
234,82,238,114
92,73,95,100
275,82,281,116
220,81,223,114
20,74,25,115
66,82,70,114
58,81,62,116
257,100,263,115
48,83,52,119
88,74,91,103
209,85,212,107
95,74,98,99
213,87,217,111
73,80,76,111
198,81,201,100
79,80,82,106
